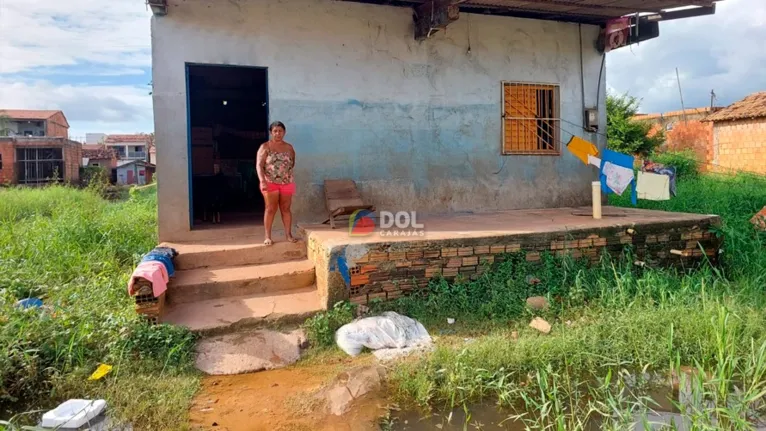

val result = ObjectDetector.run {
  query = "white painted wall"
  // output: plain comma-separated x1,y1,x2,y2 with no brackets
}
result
152,0,607,242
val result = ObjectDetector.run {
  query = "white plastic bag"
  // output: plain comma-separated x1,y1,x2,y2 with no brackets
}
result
41,399,107,429
335,311,432,357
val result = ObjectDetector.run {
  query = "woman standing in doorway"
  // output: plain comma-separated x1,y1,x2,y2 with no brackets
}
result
257,121,297,245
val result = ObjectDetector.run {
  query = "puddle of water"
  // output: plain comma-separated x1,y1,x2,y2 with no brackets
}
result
389,381,685,430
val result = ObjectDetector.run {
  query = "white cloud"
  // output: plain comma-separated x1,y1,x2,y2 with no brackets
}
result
0,0,153,136
606,0,766,113
0,77,153,138
0,0,151,74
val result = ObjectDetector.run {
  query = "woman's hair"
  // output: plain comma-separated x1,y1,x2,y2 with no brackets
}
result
269,121,286,132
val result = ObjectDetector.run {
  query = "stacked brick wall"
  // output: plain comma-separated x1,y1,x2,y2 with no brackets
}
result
713,119,766,175
62,141,82,183
0,141,15,184
311,219,722,306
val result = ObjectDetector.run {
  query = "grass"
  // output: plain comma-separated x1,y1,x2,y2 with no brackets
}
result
2,172,764,429
0,184,199,430
305,173,766,429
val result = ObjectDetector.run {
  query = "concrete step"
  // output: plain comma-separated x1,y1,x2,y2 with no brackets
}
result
163,237,307,270
167,259,316,304
162,286,324,335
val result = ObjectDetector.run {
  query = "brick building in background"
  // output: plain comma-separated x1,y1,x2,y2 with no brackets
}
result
0,109,82,185
704,92,766,175
634,107,722,172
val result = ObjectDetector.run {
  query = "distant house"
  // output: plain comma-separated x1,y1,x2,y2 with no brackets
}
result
116,160,155,185
633,107,723,172
82,145,118,169
103,134,151,163
0,109,81,185
704,91,766,175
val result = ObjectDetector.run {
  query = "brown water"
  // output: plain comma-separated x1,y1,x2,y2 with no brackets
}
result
390,385,681,431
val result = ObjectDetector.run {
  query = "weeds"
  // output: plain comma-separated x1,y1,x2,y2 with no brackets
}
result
377,173,766,429
0,184,197,430
302,301,356,348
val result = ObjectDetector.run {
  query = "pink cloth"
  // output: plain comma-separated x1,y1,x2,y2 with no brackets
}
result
128,261,169,298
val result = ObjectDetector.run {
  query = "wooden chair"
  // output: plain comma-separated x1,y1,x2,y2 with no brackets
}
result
322,179,375,229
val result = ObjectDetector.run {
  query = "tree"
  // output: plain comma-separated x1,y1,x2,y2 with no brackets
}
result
606,92,665,157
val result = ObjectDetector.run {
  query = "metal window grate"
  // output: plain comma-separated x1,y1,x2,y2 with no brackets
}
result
502,82,561,155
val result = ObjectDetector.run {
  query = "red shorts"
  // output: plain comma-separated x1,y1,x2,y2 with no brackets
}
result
264,182,296,195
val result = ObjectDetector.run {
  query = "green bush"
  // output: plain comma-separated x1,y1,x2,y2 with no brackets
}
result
607,93,665,156
651,149,700,178
302,301,356,348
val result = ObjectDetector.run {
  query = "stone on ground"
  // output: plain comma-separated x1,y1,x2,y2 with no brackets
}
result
319,365,386,416
526,296,549,311
195,329,306,375
529,317,551,334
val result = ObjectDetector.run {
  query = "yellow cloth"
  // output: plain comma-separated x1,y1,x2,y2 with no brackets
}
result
88,364,113,381
566,136,599,165
636,172,670,201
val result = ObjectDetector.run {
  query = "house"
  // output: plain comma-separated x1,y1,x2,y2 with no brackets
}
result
82,145,118,169
0,109,81,185
634,107,723,171
0,109,70,138
116,160,155,186
704,91,766,175
103,134,151,163
149,0,720,243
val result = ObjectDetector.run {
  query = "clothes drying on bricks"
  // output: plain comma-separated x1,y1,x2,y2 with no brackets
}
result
140,246,177,277
128,261,169,298
141,252,175,277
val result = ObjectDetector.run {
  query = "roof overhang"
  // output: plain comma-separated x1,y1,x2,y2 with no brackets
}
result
148,0,719,46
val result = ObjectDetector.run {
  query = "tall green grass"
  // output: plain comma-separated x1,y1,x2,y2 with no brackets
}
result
376,173,766,429
0,184,198,430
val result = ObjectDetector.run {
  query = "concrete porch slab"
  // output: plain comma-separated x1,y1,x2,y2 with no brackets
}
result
298,206,723,307
298,206,718,245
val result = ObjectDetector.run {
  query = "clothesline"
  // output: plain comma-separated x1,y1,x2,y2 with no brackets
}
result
556,117,766,178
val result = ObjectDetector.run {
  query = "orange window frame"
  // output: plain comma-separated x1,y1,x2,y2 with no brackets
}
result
502,82,561,155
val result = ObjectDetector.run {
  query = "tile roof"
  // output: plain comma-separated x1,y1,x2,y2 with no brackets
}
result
82,145,116,160
105,134,150,144
705,92,766,122
0,109,62,121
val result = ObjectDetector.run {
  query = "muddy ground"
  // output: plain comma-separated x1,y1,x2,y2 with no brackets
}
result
188,354,389,431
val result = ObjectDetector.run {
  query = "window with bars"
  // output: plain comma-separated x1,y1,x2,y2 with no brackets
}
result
502,82,561,155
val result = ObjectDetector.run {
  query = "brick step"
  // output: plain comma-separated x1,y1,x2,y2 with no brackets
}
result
161,286,323,335
167,259,316,304
163,236,307,270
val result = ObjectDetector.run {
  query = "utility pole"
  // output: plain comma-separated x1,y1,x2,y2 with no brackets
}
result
710,89,716,110
676,67,688,124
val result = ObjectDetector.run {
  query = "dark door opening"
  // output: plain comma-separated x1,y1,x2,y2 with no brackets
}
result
187,64,269,229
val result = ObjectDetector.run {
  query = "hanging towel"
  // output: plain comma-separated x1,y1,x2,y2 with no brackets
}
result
603,162,635,195
566,136,600,165
599,149,637,205
636,172,671,201
642,162,677,197
128,261,169,298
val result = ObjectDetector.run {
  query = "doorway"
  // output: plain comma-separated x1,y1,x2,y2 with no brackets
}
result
186,64,269,229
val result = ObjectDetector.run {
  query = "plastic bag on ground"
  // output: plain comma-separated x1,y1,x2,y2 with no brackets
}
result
335,311,432,357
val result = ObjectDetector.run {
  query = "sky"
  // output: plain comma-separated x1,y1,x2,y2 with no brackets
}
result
0,0,763,139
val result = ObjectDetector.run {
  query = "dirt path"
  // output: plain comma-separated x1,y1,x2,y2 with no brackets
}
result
189,356,388,431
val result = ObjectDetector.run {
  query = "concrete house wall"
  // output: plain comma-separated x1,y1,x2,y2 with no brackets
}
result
151,0,606,242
